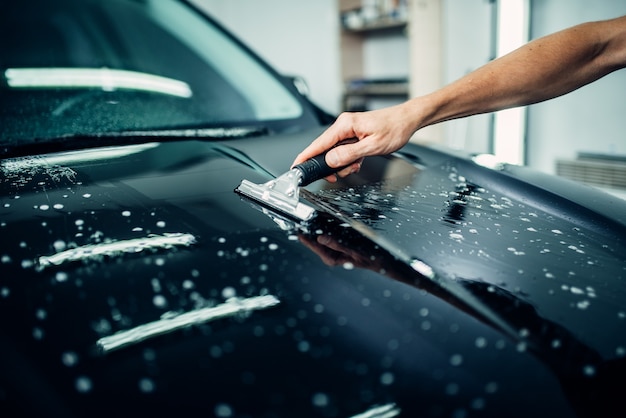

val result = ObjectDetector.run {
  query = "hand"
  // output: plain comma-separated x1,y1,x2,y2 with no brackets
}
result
292,102,420,182
298,232,385,272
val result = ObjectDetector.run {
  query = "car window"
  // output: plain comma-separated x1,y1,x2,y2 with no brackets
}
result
0,0,308,145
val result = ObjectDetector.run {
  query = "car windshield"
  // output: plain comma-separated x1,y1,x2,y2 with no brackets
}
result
0,0,311,147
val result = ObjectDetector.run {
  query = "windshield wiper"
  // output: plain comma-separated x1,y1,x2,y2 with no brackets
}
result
0,126,269,159
105,126,268,139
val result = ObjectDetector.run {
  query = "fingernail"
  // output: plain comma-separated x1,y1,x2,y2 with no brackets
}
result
318,234,331,245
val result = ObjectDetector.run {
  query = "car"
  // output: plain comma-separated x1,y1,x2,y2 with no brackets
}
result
1,1,626,417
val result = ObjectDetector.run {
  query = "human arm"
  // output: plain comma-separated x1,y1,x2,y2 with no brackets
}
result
292,15,626,180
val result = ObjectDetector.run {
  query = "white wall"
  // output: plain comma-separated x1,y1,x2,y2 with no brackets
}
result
527,0,626,174
441,0,493,153
193,0,343,115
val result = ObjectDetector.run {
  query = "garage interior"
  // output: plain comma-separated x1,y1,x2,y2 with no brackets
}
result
195,0,626,199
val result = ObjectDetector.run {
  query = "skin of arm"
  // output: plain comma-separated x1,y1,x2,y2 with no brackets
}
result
292,15,626,181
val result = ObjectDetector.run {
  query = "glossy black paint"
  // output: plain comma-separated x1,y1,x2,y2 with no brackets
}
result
2,0,626,416
1,128,625,417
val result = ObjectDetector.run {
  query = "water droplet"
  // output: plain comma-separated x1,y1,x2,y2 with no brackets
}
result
210,346,223,358
53,240,67,252
75,376,93,393
36,308,47,320
449,354,463,366
312,392,329,407
61,351,79,367
380,372,394,385
214,403,233,417
298,340,310,352
152,295,167,308
138,378,156,393
222,287,236,299
485,382,498,394
583,365,596,377
143,348,157,361
471,398,485,410
445,382,459,395
475,337,487,348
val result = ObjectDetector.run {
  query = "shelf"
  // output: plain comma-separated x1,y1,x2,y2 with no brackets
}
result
344,79,409,96
339,0,412,111
342,16,407,33
343,78,409,111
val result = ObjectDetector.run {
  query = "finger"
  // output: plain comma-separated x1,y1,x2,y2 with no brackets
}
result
298,234,345,266
317,235,362,262
332,160,361,179
292,114,356,167
325,140,365,168
291,129,341,167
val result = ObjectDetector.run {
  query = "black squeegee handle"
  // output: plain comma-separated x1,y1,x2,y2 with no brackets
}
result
293,154,339,187
292,138,356,187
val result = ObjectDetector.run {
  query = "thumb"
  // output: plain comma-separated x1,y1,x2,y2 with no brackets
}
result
325,141,362,168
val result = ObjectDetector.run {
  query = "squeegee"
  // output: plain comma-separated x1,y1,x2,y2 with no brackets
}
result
235,153,340,222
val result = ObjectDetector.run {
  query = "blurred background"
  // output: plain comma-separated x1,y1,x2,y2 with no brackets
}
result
194,0,626,198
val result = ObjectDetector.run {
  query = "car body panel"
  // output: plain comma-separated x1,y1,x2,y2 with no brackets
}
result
2,128,625,417
1,0,626,417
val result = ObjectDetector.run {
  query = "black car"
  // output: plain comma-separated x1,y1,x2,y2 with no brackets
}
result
1,1,626,417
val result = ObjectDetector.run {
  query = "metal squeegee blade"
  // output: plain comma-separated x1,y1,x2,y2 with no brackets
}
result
235,178,316,222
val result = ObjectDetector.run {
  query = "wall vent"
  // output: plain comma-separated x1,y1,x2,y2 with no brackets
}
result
556,153,626,190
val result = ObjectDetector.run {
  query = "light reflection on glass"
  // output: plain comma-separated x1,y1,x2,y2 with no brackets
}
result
38,233,196,268
5,68,193,98
97,295,280,353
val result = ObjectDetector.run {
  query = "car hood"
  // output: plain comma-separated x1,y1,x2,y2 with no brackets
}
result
1,127,625,417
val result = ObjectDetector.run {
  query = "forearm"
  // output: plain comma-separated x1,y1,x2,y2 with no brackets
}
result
408,15,626,132
292,16,626,172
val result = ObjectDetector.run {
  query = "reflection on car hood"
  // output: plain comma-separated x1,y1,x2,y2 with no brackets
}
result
1,129,625,417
